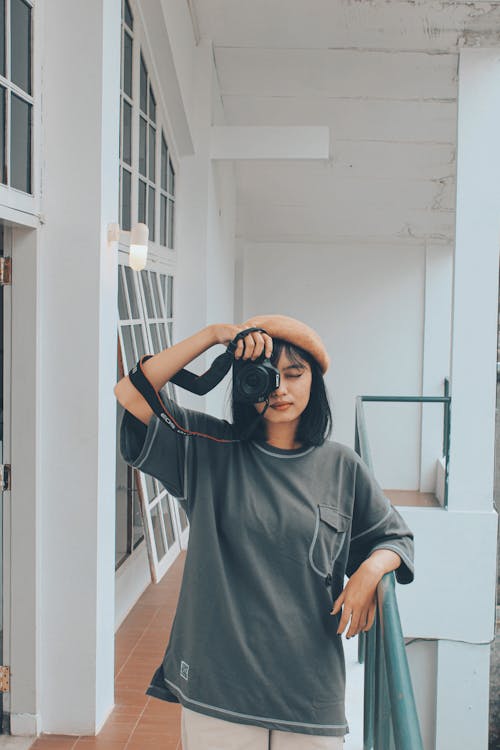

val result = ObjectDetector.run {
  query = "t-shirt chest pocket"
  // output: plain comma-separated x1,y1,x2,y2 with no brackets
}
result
308,504,351,579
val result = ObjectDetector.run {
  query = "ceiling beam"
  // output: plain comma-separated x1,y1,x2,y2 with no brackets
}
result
209,126,330,160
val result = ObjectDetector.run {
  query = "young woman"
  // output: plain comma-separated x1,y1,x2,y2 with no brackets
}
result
115,315,414,750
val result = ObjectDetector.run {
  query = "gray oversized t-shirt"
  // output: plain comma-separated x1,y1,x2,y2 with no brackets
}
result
120,388,414,737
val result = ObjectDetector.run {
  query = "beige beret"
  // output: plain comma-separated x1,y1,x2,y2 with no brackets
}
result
241,313,330,374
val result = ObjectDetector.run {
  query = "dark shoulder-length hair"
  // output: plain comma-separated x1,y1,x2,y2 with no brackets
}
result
228,337,333,446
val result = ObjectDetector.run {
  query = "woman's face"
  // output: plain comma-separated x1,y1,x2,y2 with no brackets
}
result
253,349,312,424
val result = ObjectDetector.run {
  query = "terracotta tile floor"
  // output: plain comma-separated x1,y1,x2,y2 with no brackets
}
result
29,552,187,750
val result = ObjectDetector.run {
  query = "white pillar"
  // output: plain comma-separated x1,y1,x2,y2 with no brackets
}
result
448,48,500,512
39,0,120,733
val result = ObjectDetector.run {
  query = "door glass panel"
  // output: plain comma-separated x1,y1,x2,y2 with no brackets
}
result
133,324,147,360
160,496,175,548
151,273,161,317
117,267,128,321
140,270,155,317
124,266,140,319
149,323,159,352
121,325,135,370
151,503,166,558
159,323,167,350
178,506,188,532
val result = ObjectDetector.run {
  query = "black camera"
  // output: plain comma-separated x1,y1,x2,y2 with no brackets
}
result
233,352,280,404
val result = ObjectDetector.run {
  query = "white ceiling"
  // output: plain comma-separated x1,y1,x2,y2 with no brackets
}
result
190,0,500,245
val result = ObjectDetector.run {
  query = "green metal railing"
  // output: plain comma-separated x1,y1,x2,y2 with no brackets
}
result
354,383,451,750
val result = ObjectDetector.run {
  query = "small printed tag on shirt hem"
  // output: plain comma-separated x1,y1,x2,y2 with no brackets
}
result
180,661,189,681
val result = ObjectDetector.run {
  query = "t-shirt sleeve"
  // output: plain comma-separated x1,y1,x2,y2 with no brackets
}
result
119,385,234,506
346,454,415,584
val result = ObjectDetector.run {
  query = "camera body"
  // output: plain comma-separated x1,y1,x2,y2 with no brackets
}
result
232,353,280,403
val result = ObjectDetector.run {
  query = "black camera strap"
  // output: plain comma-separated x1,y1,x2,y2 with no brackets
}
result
127,328,271,442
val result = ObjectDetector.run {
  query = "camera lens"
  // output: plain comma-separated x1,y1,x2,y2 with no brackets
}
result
240,366,268,398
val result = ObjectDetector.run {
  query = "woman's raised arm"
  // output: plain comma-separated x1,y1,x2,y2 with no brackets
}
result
113,325,221,426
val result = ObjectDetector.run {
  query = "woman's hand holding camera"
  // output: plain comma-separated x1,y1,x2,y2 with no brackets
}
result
210,324,273,361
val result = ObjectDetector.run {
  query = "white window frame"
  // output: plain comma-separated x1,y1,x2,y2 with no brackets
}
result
117,251,188,583
0,0,39,218
119,0,178,264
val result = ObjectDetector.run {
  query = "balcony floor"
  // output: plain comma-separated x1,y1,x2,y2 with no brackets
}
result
28,550,366,750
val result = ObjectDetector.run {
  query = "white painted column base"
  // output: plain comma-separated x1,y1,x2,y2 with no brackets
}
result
435,640,491,750
9,712,40,737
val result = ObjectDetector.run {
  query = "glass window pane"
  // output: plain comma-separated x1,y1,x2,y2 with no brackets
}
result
151,503,166,558
11,0,31,94
140,53,147,114
159,323,167,350
115,401,129,567
151,273,161,317
167,275,173,318
168,322,173,346
149,323,160,353
160,194,167,246
0,0,5,77
123,31,132,98
139,117,147,176
148,186,155,242
121,167,131,231
144,472,155,500
160,496,175,548
123,100,132,165
168,198,174,248
11,93,31,193
121,325,136,370
132,481,144,549
149,85,156,123
140,270,155,317
118,267,128,320
124,0,134,30
168,157,175,194
148,125,155,181
178,505,189,532
124,265,140,318
161,134,168,191
133,324,147,360
0,86,5,185
138,179,146,224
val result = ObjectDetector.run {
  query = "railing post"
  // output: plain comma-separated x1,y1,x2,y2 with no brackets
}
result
378,574,424,750
374,605,392,750
363,622,376,750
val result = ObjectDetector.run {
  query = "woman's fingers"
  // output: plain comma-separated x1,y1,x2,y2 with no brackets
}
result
242,332,267,360
363,601,377,632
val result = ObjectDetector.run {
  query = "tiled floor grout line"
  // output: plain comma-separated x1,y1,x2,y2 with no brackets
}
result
121,696,152,750
114,605,163,680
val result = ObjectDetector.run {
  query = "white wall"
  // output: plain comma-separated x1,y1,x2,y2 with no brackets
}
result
241,240,426,487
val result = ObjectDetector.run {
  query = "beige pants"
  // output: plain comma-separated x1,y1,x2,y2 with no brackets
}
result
181,706,344,749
